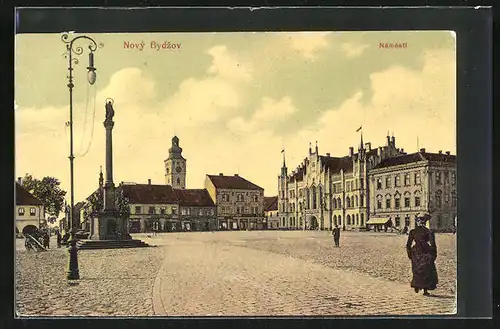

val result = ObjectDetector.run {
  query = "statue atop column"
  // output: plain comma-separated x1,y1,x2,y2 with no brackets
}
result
105,100,115,125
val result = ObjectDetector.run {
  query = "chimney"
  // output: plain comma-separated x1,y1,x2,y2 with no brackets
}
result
420,148,426,153
219,173,223,176
148,178,151,185
401,148,404,153
386,135,391,146
326,153,330,157
349,147,354,157
17,177,22,185
438,150,442,154
446,151,450,155
365,142,371,151
234,174,239,177
391,136,396,146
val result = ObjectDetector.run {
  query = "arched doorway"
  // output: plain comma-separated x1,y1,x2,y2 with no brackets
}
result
22,225,38,236
309,216,318,230
347,214,351,225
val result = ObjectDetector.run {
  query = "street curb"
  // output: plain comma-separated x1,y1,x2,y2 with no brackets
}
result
152,250,168,316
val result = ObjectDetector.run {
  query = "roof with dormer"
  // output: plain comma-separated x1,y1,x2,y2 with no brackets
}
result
120,184,179,204
174,188,215,207
207,174,264,191
319,155,354,173
373,151,456,169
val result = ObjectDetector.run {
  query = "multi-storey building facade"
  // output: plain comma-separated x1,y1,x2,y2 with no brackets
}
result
368,148,456,232
205,174,265,230
278,135,405,231
119,181,216,233
174,188,217,231
15,181,45,235
264,196,279,229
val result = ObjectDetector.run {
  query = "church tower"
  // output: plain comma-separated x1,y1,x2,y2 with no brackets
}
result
164,136,186,189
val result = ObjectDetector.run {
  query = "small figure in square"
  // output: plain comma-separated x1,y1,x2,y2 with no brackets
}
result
332,225,341,247
406,212,438,296
42,231,50,249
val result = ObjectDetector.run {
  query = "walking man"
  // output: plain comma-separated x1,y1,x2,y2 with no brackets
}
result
332,225,341,247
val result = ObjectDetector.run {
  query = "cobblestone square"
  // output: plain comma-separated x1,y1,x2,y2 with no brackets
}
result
15,231,456,317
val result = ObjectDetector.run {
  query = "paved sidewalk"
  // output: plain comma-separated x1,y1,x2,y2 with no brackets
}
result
152,238,456,316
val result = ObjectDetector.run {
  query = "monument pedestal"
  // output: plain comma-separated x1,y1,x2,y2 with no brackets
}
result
77,211,147,250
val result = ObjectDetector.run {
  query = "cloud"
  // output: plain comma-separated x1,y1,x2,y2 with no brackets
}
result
291,49,456,159
340,42,369,58
15,37,455,203
207,45,252,82
227,96,298,133
98,67,156,104
286,32,331,59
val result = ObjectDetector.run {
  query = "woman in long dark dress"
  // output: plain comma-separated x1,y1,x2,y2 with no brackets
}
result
406,212,438,296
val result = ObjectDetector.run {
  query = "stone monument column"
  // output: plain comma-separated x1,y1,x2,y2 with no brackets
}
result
104,100,116,212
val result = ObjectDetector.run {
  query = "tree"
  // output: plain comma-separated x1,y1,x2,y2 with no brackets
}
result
21,174,67,222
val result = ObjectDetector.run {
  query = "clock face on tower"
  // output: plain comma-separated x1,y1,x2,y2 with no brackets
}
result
176,166,182,173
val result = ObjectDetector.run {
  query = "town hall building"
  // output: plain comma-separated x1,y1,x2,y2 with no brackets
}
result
278,134,457,232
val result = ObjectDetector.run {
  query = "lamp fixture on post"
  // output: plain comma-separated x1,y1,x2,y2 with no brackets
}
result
62,33,103,280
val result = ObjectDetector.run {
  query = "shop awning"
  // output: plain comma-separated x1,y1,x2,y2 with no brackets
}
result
366,218,390,225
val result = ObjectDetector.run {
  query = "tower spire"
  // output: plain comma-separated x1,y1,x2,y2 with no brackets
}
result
281,149,287,176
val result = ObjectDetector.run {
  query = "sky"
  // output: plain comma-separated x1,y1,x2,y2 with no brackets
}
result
15,31,456,205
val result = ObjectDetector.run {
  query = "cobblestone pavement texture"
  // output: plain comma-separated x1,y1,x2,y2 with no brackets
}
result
15,231,456,317
15,236,163,316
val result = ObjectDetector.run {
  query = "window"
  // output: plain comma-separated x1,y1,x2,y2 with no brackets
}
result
404,173,410,186
360,195,364,207
333,198,337,209
18,207,25,216
404,197,410,208
445,192,450,203
312,187,317,209
394,175,401,187
404,215,410,227
435,190,442,208
377,198,382,209
452,172,456,186
177,177,181,185
172,207,177,215
444,172,450,184
334,215,337,226
135,206,142,214
386,196,391,209
451,191,457,207
30,207,36,216
347,197,351,208
356,214,359,226
395,216,401,227
355,195,359,207
337,198,342,208
148,206,156,214
360,213,364,226
160,207,166,215
360,178,364,189
415,196,421,207
436,172,442,185
181,208,187,215
414,172,421,185
210,209,215,216
386,176,391,188
347,215,351,225
199,209,203,216
394,196,400,209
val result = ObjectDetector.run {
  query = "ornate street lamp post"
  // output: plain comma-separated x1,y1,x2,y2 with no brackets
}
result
62,33,102,280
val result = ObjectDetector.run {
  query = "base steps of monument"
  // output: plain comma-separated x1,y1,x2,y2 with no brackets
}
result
76,239,150,250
